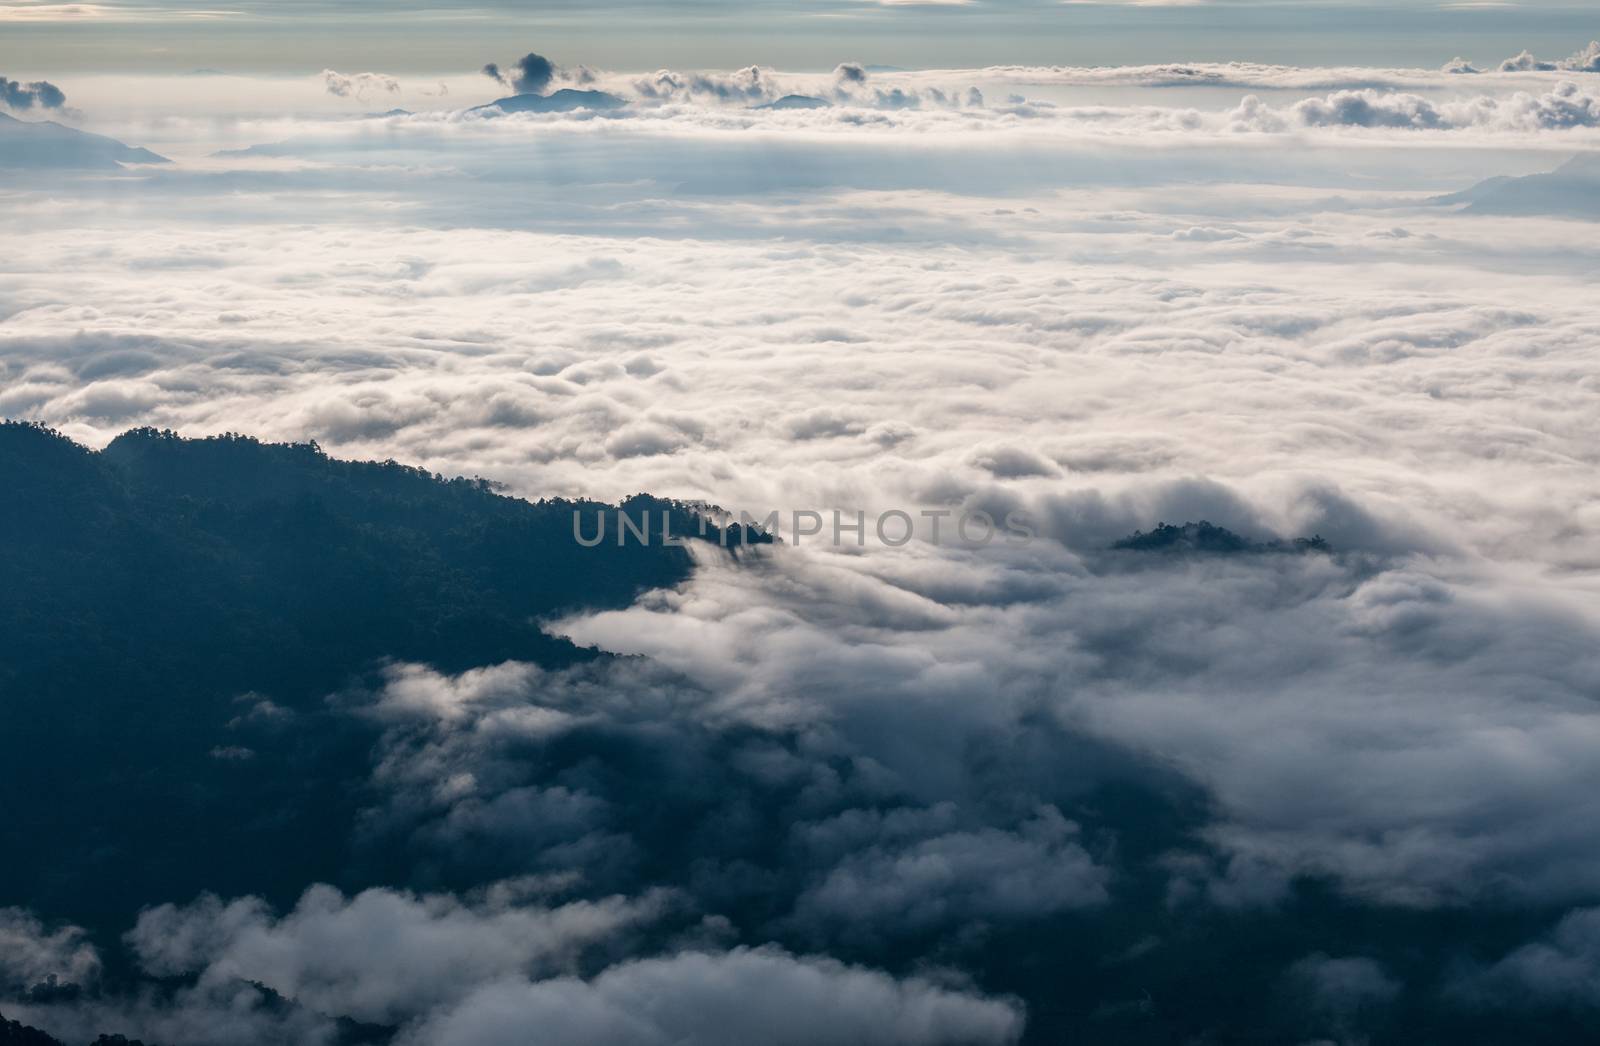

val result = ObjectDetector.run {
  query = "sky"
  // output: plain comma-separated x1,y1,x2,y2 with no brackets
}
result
4,0,1600,72
5,4,1600,1045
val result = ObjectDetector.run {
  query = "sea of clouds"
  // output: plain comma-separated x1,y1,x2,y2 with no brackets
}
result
3,42,1600,1044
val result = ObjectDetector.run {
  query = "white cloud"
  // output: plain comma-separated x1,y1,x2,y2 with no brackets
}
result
1227,81,1600,132
127,884,674,1025
321,69,401,100
0,1,238,21
1497,41,1600,74
0,908,101,992
793,806,1109,931
398,946,1023,1046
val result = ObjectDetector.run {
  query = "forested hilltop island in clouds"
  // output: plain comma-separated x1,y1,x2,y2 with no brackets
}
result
5,3,1600,1044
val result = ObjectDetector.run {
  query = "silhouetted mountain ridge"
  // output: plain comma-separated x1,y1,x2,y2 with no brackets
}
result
0,1011,61,1046
0,422,763,930
470,88,626,114
1113,520,1330,555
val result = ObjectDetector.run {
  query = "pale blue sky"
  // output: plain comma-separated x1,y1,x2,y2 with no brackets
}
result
1,0,1596,74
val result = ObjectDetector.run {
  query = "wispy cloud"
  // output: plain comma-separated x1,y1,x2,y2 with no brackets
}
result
0,1,239,21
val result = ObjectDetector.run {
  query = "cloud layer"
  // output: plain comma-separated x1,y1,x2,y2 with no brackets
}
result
3,49,1600,1046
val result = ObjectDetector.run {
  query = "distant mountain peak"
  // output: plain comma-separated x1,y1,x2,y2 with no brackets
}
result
1113,520,1331,555
0,112,169,170
753,94,831,111
470,88,627,115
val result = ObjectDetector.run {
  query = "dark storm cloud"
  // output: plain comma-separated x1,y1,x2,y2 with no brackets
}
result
0,76,67,112
1451,908,1600,1009
484,52,556,95
1276,953,1403,1043
1285,953,1401,1014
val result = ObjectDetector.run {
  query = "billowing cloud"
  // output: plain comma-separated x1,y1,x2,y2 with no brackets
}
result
12,885,1021,1044
621,61,980,110
1564,40,1600,73
397,947,1024,1046
1451,908,1600,1009
631,64,778,104
0,909,101,994
1499,49,1558,73
1281,953,1402,1040
792,806,1108,934
127,885,674,1024
0,75,67,111
320,68,400,99
484,51,556,95
1498,41,1600,74
1228,81,1600,131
